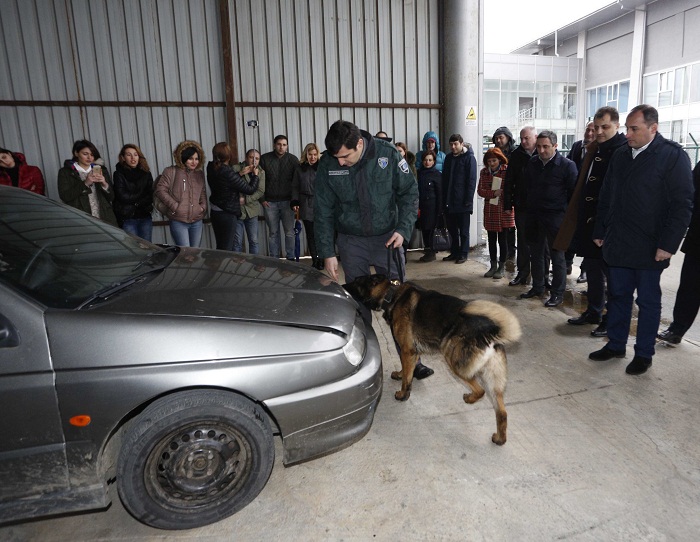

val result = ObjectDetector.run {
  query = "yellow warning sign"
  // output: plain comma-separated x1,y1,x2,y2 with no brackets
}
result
467,107,477,121
466,107,477,126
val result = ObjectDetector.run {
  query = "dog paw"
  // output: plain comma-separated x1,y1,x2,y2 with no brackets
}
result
390,370,402,381
395,390,411,401
491,433,506,445
463,392,484,404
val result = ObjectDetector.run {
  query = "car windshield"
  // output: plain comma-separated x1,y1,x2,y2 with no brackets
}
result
0,188,173,309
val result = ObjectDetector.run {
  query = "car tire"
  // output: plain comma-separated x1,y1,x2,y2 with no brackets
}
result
116,390,274,530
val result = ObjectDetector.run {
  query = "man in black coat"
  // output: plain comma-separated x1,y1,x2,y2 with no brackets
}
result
441,134,477,264
554,107,627,336
590,105,694,375
657,160,700,345
568,121,595,171
519,130,577,307
503,126,537,285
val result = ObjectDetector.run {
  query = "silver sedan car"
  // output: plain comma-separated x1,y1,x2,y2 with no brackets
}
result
0,187,382,530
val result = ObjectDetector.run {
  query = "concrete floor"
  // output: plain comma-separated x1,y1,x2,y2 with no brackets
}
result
3,247,699,541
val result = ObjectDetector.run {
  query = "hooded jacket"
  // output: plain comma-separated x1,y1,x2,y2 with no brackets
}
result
232,162,266,220
416,131,446,172
155,140,207,224
57,157,118,227
314,130,419,259
593,133,694,269
291,161,318,221
0,152,45,194
492,127,516,158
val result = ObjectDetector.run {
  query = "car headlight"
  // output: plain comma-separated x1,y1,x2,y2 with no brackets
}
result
342,325,366,366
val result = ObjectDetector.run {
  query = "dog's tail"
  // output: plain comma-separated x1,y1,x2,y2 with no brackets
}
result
463,300,522,344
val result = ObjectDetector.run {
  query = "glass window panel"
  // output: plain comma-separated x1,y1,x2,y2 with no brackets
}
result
691,64,700,102
502,80,518,91
484,79,500,91
519,81,535,92
657,121,671,137
659,90,672,107
619,81,630,113
536,82,551,93
501,92,518,119
587,90,597,118
552,64,569,82
484,91,500,117
643,75,658,107
674,68,685,105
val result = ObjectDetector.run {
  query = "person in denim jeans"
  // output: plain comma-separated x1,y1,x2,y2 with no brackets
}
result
113,144,154,241
232,149,265,254
260,135,298,259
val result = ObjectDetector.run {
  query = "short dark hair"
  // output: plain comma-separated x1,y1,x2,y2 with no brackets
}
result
180,146,199,163
628,104,658,126
594,106,619,123
448,134,463,144
537,130,557,145
72,139,100,160
325,120,361,155
273,134,288,144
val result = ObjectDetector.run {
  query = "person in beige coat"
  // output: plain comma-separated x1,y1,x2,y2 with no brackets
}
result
155,140,207,247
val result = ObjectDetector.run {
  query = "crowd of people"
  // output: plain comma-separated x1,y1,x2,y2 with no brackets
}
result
1,103,698,376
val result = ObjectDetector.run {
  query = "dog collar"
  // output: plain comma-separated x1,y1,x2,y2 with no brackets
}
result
381,283,398,311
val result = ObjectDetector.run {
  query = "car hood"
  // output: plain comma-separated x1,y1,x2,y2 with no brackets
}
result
89,249,358,334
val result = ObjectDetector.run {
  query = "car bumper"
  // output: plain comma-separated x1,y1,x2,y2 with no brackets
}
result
265,325,383,465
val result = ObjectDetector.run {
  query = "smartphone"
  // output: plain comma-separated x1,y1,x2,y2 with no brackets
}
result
92,165,102,176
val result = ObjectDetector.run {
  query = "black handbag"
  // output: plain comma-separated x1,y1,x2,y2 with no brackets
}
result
431,217,452,252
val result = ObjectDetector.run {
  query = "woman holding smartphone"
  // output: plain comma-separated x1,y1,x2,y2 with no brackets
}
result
58,139,118,226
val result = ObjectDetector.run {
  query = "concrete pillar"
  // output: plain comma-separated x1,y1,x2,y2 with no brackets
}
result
442,0,483,246
628,5,647,108
577,30,588,129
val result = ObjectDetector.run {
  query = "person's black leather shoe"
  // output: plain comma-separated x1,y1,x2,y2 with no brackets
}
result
455,257,467,264
588,345,625,361
625,356,652,375
443,254,458,261
413,363,434,380
509,274,529,286
520,288,544,299
590,314,608,337
567,310,600,325
544,295,563,307
657,329,683,345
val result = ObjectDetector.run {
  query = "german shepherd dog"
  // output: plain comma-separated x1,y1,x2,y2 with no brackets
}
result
344,275,522,445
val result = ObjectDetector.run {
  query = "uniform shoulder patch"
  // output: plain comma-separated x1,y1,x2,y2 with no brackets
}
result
378,157,389,169
398,158,410,174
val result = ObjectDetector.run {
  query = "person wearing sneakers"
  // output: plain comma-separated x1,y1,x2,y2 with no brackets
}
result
478,147,513,279
589,105,693,375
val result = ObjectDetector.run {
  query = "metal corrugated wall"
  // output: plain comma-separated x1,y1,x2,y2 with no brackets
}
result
0,0,439,249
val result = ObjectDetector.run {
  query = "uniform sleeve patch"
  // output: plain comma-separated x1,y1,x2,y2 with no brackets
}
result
398,158,409,174
378,157,389,169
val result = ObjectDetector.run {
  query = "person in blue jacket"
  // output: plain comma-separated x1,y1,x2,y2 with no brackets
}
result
589,105,694,375
416,131,446,173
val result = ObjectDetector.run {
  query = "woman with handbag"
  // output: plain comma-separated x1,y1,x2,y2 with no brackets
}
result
417,150,443,262
477,147,513,279
155,140,207,247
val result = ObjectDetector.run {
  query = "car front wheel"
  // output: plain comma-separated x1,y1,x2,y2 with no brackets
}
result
116,390,274,530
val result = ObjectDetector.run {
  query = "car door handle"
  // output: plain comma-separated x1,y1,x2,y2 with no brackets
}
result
0,314,20,348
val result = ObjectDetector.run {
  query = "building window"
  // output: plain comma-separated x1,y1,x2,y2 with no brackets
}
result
586,80,630,117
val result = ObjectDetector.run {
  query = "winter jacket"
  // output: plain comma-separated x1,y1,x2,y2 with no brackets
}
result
553,132,627,256
503,144,536,212
112,162,154,223
593,133,694,270
291,162,318,221
206,161,260,217
259,151,299,202
523,151,577,240
57,158,118,227
155,140,207,224
417,165,442,230
492,126,516,159
416,131,446,172
314,130,419,259
0,152,45,194
680,161,700,256
478,164,514,232
232,163,265,220
442,145,477,214
567,139,587,172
